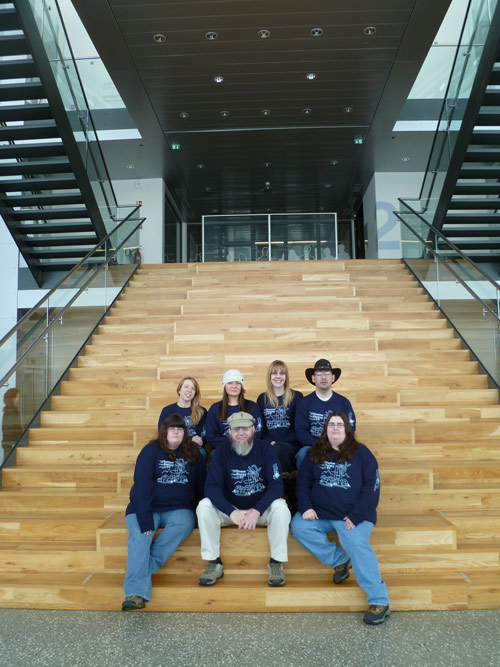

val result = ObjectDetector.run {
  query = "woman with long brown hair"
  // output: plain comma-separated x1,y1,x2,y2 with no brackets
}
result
122,413,206,611
291,411,390,625
205,369,262,449
158,376,207,458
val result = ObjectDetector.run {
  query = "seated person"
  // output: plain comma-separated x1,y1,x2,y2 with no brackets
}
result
291,411,389,625
122,414,206,611
295,358,355,467
196,411,291,587
158,376,207,459
257,359,303,473
205,369,262,449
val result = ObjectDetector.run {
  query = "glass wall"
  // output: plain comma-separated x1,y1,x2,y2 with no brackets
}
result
201,213,341,262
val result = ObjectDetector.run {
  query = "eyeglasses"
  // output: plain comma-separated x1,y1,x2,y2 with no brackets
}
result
231,425,253,432
327,422,345,429
314,371,332,378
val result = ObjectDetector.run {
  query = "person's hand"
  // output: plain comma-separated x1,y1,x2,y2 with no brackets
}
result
239,508,260,530
270,441,276,446
343,516,355,530
143,530,153,535
230,510,247,527
192,435,203,447
302,509,318,520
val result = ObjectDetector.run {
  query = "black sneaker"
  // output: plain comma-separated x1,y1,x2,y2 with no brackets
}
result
363,604,390,625
333,558,351,584
121,595,146,611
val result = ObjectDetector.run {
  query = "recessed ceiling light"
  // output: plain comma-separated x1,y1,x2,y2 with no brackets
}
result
263,181,272,192
306,72,317,80
263,161,272,168
260,109,271,116
204,186,213,193
363,26,377,36
205,31,218,40
212,209,219,214
258,29,271,39
302,108,312,115
213,75,224,83
153,33,166,43
197,164,205,169
324,183,332,189
343,106,354,113
126,164,135,169
330,160,339,166
171,143,181,150
310,28,323,37
220,110,230,117
402,156,410,162
179,111,190,119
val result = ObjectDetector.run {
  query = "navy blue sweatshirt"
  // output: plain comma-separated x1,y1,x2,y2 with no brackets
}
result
205,437,283,516
296,444,380,526
295,392,356,446
126,441,207,532
257,390,303,445
157,403,207,441
205,400,263,449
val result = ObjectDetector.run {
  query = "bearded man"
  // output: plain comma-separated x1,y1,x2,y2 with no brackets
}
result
196,411,291,587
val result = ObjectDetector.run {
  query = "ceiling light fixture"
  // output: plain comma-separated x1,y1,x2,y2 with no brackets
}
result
343,106,354,113
205,31,218,40
260,109,271,116
310,28,323,37
179,111,190,119
363,26,377,36
354,136,363,145
204,186,213,193
330,160,339,166
197,164,205,169
306,72,317,80
213,75,224,83
171,143,181,150
220,110,230,117
302,108,312,115
324,183,332,189
402,156,410,162
258,29,271,39
126,164,135,169
153,33,166,43
263,161,272,167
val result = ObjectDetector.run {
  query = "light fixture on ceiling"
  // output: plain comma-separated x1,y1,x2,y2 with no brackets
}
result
354,135,363,145
330,160,339,166
213,75,224,83
263,181,272,192
212,209,219,214
205,31,218,40
171,143,181,150
260,109,271,116
363,26,377,36
402,156,410,162
310,28,323,37
126,164,135,169
306,72,317,80
204,186,213,193
197,164,205,169
153,33,166,43
258,29,271,39
220,110,230,117
302,108,312,115
263,161,272,167
324,183,332,189
343,106,354,113
179,111,190,119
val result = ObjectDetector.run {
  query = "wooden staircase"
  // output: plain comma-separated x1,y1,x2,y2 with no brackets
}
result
1,259,500,611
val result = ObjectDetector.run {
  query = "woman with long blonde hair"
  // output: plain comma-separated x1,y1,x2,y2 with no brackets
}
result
257,360,302,472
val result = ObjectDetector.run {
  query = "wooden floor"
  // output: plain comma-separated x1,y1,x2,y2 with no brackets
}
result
2,259,500,611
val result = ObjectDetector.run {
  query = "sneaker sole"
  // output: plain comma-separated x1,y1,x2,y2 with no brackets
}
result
363,610,390,625
122,602,145,611
268,579,286,587
198,572,224,586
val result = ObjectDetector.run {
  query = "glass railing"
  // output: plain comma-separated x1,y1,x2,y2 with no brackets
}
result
201,213,348,262
26,0,118,231
407,0,499,223
396,200,500,386
0,206,145,469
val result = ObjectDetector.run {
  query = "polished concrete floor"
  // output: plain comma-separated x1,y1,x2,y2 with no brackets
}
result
0,609,498,666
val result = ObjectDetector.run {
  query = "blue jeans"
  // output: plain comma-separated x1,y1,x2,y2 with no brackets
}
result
124,509,195,601
295,446,311,468
291,513,389,605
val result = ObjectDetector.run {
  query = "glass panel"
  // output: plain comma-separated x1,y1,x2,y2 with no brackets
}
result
0,209,143,467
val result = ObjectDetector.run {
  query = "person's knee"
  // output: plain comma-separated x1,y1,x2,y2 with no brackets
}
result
268,498,291,522
196,497,214,518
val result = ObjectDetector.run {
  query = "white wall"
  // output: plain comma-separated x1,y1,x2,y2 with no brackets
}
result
363,172,424,259
112,178,165,264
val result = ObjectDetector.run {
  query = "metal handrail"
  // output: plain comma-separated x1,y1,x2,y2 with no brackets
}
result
395,211,500,324
0,213,145,390
396,197,500,293
0,205,142,349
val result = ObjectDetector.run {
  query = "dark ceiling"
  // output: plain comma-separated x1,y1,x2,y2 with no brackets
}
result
71,0,452,222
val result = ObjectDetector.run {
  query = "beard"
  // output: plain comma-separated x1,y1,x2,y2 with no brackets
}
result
231,438,253,456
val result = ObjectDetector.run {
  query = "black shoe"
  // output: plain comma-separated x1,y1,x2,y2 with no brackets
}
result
333,558,351,584
363,604,390,625
121,595,146,611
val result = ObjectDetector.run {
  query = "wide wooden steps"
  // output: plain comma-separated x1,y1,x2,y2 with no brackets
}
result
2,258,500,611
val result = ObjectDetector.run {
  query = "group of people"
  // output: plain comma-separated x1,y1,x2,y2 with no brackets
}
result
122,358,390,625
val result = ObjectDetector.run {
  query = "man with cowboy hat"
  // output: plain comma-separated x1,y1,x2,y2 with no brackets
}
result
295,359,356,467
